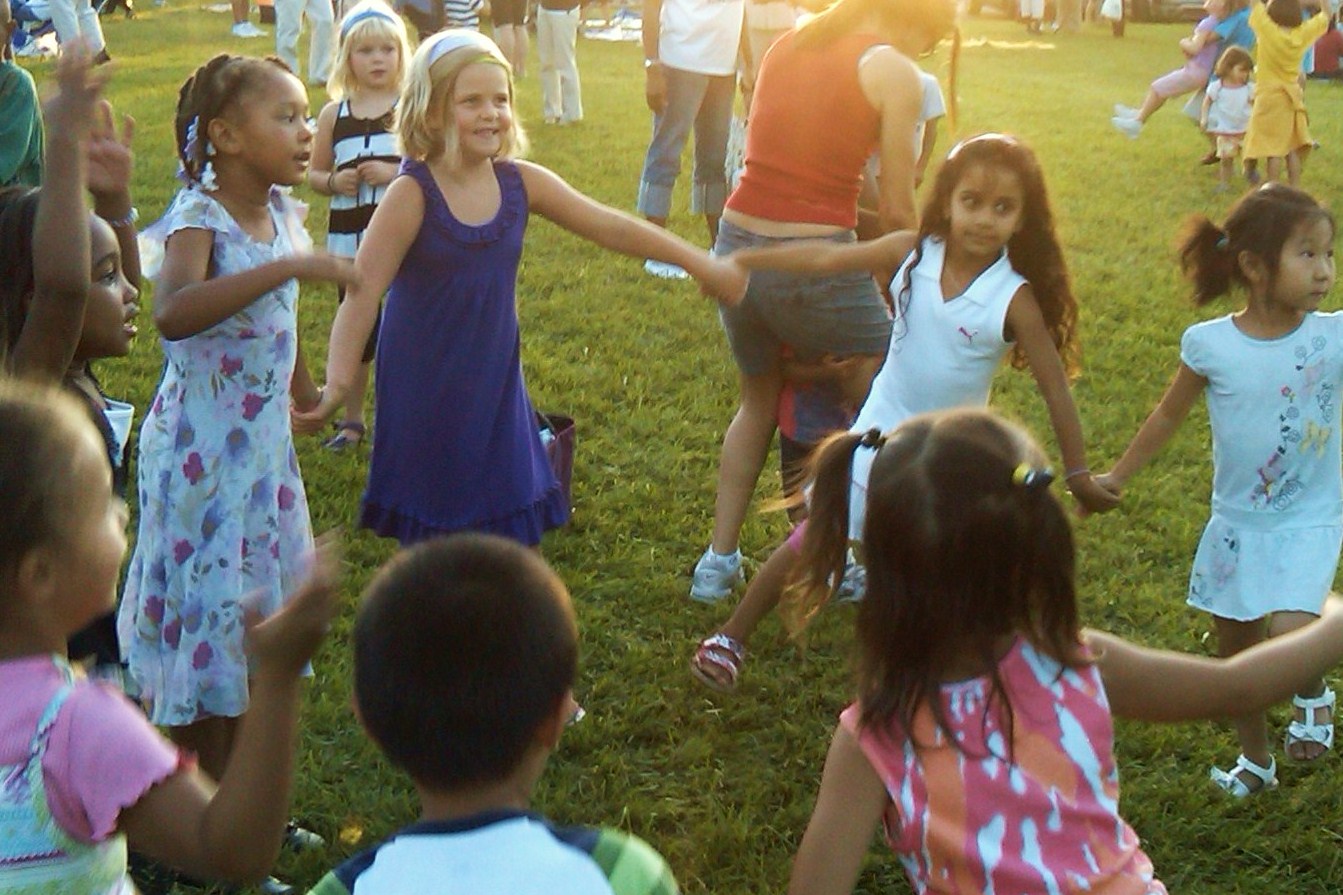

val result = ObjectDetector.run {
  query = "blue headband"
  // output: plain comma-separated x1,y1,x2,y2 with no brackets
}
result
340,5,399,38
426,28,499,66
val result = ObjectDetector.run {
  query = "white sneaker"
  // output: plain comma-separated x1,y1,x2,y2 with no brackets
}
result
1110,116,1142,139
231,20,266,37
833,556,866,604
1112,103,1139,119
644,259,690,280
690,547,743,602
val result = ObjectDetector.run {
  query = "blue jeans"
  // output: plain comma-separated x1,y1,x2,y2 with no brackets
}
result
636,65,735,219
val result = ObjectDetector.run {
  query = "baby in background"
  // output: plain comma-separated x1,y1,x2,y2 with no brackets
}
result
1200,45,1255,192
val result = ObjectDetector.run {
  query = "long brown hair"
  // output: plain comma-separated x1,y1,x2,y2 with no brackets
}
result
903,134,1080,375
785,409,1087,755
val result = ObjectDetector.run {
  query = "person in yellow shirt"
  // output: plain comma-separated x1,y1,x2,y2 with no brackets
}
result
1242,0,1328,185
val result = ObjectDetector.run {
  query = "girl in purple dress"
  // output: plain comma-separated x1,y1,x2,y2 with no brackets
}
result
297,30,746,547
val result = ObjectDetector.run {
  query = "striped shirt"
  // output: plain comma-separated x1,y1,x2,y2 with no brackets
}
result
306,811,680,895
326,99,399,258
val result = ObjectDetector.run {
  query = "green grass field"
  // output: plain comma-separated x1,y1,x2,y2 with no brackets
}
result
18,10,1343,893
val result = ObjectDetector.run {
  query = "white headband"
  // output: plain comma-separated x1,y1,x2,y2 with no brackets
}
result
341,5,400,38
426,28,499,66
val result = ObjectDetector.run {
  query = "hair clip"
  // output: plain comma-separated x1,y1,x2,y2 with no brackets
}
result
859,428,885,450
1011,462,1054,490
1215,235,1229,251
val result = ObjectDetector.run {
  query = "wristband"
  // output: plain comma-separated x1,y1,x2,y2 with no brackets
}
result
1064,467,1091,480
104,206,139,229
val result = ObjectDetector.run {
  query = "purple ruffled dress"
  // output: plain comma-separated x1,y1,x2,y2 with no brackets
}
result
360,159,568,546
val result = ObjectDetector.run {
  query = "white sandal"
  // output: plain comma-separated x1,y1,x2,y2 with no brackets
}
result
1285,686,1335,761
1210,753,1278,798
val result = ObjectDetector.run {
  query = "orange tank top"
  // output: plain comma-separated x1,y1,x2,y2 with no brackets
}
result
727,29,884,228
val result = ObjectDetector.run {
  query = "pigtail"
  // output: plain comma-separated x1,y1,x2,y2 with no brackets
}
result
780,430,873,638
1178,216,1237,306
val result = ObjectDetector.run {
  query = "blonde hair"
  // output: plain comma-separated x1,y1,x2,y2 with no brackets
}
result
395,31,529,164
327,0,411,100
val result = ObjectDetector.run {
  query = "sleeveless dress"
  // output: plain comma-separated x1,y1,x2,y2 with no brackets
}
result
847,236,1025,538
326,99,398,259
360,159,568,546
118,186,315,726
843,639,1166,894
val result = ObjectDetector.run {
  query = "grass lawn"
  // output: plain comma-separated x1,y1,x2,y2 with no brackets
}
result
18,9,1343,893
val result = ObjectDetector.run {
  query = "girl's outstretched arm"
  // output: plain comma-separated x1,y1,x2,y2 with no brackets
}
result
1096,362,1206,493
788,724,889,895
10,45,103,379
1007,286,1119,514
731,230,916,285
293,174,422,433
1089,595,1343,722
515,161,746,305
118,537,340,883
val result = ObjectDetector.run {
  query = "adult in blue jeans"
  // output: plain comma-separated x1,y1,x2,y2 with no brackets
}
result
689,0,960,601
636,0,744,279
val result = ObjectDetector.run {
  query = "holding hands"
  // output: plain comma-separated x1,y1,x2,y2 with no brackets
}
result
328,160,400,196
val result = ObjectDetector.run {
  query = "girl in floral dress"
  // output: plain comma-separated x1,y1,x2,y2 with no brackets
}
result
118,53,352,779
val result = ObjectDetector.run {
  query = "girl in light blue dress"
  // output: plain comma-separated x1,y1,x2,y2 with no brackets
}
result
1102,184,1341,797
118,53,352,778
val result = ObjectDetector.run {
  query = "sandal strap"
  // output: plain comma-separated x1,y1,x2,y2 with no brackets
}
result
1210,753,1277,798
701,633,744,663
333,420,367,435
1292,686,1336,718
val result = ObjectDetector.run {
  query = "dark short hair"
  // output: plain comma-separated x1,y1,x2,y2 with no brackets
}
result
0,381,101,580
354,533,578,791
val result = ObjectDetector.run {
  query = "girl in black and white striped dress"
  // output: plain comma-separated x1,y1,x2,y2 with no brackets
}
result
309,0,409,450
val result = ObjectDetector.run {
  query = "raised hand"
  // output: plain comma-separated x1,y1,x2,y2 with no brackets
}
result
42,41,110,144
244,534,341,680
87,101,135,211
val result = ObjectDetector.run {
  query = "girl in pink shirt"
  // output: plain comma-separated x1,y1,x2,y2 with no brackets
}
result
0,384,338,892
785,408,1343,895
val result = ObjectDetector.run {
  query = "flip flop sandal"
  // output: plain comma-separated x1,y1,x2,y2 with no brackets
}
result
323,420,366,451
1210,753,1278,798
1285,686,1335,761
690,633,745,693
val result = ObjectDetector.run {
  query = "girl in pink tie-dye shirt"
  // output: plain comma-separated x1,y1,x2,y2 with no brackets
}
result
783,408,1343,895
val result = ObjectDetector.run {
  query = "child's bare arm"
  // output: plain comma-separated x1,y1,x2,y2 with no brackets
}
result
732,230,916,280
154,234,352,341
1098,363,1206,492
118,538,340,883
10,46,104,379
516,161,746,304
1008,286,1119,514
1089,595,1343,722
306,103,357,198
788,725,889,895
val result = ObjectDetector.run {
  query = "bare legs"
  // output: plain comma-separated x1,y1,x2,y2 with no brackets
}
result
495,24,528,77
1214,609,1331,789
710,368,783,556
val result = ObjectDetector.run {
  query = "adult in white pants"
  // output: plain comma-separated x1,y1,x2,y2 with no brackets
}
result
50,0,108,61
537,1,582,124
275,0,334,85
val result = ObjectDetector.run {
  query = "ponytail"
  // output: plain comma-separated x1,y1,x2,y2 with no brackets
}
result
781,429,875,637
1178,216,1237,306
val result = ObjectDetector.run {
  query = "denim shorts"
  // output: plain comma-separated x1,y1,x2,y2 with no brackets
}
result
715,219,892,376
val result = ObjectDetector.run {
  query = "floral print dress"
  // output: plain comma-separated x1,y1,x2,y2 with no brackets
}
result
118,186,314,727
